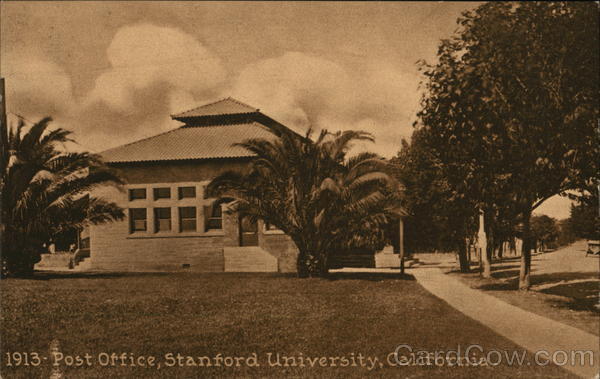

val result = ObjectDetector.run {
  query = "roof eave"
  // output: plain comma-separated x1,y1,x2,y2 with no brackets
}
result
105,155,256,165
170,111,261,124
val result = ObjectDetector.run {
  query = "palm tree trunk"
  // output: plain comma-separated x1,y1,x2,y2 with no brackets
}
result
317,252,329,277
296,249,329,278
296,250,310,278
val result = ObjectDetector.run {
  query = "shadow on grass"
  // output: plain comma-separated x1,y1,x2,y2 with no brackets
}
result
491,264,520,272
470,271,600,314
27,271,305,281
327,272,415,282
26,271,416,282
476,271,599,291
494,256,522,263
530,271,599,286
491,269,521,280
30,271,172,280
477,281,519,291
541,281,600,313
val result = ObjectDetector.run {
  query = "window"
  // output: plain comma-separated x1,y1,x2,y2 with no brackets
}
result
179,207,197,232
129,208,147,233
178,186,196,199
204,201,223,231
129,188,146,201
153,187,171,200
154,207,171,232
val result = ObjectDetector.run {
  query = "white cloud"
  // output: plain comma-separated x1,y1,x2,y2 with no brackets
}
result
1,51,75,115
167,89,199,115
232,52,352,127
85,23,226,112
232,51,419,157
2,40,419,158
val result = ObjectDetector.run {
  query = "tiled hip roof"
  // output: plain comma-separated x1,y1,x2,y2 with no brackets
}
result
101,122,274,163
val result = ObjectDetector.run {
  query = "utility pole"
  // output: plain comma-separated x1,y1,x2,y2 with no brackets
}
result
1,77,6,259
1,77,8,159
0,78,8,138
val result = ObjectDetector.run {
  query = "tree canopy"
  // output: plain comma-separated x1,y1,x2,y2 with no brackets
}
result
410,1,598,288
1,118,124,276
207,125,402,277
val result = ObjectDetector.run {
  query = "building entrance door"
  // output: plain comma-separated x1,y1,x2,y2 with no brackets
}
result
239,215,259,246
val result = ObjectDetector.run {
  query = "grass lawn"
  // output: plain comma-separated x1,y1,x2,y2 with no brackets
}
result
449,254,600,337
1,271,574,378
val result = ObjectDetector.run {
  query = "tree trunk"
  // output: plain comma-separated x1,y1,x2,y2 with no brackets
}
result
457,238,470,273
467,240,472,263
481,241,492,278
296,249,329,278
316,251,329,277
478,212,491,278
296,251,310,278
519,209,532,290
400,252,405,275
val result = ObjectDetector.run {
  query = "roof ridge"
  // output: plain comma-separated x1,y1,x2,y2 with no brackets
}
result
170,96,259,118
170,97,229,118
224,97,260,112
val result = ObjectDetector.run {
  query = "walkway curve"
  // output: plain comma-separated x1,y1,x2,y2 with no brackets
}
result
410,267,599,379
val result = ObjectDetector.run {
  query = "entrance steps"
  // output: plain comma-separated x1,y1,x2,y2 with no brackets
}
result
71,257,92,271
35,253,71,271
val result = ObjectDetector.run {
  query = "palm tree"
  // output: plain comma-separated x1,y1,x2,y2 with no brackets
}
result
1,117,124,277
207,125,403,277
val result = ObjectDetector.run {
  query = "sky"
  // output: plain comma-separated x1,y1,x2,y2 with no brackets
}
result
0,1,572,219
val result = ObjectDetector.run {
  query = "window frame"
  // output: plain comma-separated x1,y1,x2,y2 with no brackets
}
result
179,206,197,232
153,187,171,200
205,201,224,231
154,207,172,232
129,188,147,201
178,186,196,200
129,208,147,233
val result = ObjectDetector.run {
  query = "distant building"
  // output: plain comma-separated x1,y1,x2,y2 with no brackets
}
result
87,98,299,272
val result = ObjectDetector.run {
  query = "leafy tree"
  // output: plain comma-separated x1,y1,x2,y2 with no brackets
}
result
530,215,558,251
555,218,577,248
1,118,124,277
392,131,477,272
568,193,600,241
207,126,402,277
415,2,599,289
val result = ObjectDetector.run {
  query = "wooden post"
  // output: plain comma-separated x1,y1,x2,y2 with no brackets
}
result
399,217,405,275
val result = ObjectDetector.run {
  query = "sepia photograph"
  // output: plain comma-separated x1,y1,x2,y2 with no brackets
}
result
0,1,598,378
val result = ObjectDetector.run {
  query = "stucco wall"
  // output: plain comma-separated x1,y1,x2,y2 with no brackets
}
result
258,227,299,273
